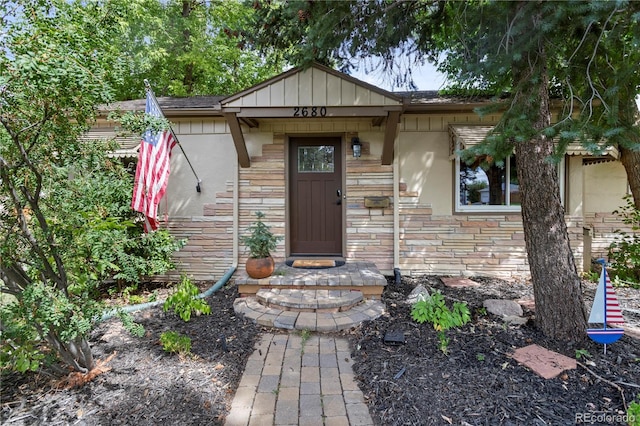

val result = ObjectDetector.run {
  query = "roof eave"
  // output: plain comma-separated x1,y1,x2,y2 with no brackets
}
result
96,108,223,119
403,102,491,114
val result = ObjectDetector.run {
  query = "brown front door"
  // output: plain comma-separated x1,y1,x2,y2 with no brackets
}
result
290,137,343,256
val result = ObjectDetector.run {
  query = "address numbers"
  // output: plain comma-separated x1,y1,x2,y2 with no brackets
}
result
293,106,327,117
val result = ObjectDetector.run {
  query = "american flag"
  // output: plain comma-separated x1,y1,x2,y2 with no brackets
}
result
131,92,177,232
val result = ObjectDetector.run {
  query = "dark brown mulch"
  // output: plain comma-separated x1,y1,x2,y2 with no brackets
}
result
1,283,261,426
1,275,639,425
348,275,640,426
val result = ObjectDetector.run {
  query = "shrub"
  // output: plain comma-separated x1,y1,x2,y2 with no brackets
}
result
628,396,640,426
411,290,471,354
159,331,191,355
608,195,640,286
0,303,45,373
163,275,211,322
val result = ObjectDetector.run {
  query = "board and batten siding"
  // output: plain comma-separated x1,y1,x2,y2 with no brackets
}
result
224,67,401,108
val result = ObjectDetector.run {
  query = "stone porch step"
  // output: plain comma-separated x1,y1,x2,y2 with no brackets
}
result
233,296,385,332
256,288,363,312
234,261,387,298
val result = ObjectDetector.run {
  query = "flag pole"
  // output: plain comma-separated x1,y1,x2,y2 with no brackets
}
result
143,80,202,193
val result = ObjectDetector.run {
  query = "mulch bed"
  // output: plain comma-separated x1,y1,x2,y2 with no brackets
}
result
1,283,261,425
348,275,640,425
1,275,639,425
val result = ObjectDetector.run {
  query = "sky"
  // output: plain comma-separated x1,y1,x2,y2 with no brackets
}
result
349,61,447,92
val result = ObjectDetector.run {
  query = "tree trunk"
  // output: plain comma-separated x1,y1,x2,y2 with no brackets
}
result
513,37,587,342
45,332,95,373
618,100,640,209
620,146,640,208
182,0,195,94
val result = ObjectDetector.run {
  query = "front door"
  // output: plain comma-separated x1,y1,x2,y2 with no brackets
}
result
290,137,343,256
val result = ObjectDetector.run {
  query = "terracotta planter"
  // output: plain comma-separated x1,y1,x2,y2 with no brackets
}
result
246,256,275,279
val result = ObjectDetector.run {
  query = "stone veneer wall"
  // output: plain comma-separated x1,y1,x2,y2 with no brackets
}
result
237,134,287,265
147,117,236,282
159,199,626,282
157,135,288,281
155,181,235,281
398,200,587,279
154,127,632,282
344,136,394,272
585,212,631,263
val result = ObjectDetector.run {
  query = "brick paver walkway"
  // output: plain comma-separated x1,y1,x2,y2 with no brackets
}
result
225,333,374,426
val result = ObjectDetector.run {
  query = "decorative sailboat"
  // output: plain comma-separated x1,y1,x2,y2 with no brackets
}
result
586,260,625,347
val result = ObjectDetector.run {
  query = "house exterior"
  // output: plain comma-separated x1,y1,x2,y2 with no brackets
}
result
96,63,630,280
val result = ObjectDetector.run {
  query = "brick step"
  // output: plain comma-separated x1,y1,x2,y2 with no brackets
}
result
233,297,385,332
256,288,363,312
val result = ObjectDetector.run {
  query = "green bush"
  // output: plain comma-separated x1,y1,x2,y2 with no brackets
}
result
163,275,211,322
116,310,145,338
411,290,471,354
628,396,640,426
159,331,191,355
0,303,45,373
608,195,640,286
0,141,184,373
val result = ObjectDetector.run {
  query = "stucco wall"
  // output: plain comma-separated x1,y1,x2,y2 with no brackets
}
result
148,118,235,219
398,131,452,216
583,161,627,213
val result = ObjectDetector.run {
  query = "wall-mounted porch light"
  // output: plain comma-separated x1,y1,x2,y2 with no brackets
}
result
351,137,362,158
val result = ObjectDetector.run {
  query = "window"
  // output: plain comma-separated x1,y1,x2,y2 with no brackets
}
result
298,146,334,173
453,136,564,213
456,153,521,212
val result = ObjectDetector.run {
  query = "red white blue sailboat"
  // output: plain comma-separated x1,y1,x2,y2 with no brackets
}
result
587,260,625,346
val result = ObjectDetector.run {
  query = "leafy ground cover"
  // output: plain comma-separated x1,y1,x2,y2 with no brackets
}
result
1,276,639,425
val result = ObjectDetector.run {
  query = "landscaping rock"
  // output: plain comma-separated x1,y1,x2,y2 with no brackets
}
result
405,284,430,305
483,299,524,317
503,315,529,326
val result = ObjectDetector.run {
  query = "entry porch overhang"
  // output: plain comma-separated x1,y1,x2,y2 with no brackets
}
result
221,106,403,168
219,62,404,168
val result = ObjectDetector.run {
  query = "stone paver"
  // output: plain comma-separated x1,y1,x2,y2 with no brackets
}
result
225,333,374,426
441,277,481,288
512,344,577,379
233,262,387,333
234,297,385,332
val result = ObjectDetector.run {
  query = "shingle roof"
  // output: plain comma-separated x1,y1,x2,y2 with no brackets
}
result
100,91,492,115
99,95,225,114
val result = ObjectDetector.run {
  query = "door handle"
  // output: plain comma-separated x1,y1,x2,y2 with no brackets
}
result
336,189,342,205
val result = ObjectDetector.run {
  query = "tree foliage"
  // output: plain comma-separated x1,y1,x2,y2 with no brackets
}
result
107,0,284,99
248,0,639,160
0,0,183,374
609,195,640,285
246,0,442,88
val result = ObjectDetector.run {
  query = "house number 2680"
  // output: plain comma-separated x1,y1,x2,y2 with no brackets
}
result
293,106,327,117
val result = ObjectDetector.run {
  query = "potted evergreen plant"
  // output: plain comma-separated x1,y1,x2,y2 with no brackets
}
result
242,211,282,279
